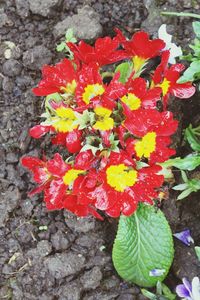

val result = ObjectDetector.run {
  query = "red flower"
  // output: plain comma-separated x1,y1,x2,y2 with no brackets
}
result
67,36,128,67
32,58,77,96
124,109,178,164
76,64,126,110
62,194,103,220
22,151,102,218
88,151,164,217
120,77,161,110
21,153,68,196
46,151,101,218
29,125,53,139
152,51,195,109
115,29,165,72
51,130,83,153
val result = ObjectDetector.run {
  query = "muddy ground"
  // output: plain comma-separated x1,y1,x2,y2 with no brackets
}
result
0,0,200,299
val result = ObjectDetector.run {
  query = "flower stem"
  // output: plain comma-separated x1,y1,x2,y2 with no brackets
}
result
161,11,200,19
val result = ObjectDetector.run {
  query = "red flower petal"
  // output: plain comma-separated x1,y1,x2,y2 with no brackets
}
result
44,179,66,210
51,132,67,146
172,84,195,99
75,150,98,170
33,58,77,96
46,153,68,177
21,156,44,171
29,125,51,139
66,130,82,153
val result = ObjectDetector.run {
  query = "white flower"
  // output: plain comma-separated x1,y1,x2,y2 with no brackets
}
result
158,24,182,64
192,277,200,300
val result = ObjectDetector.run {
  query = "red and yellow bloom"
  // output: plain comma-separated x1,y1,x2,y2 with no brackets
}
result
115,29,165,72
89,152,164,217
22,29,196,220
152,51,195,109
125,110,178,164
120,77,161,110
67,36,127,67
33,58,77,97
76,64,126,109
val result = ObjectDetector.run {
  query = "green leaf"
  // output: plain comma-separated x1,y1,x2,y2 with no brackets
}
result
194,246,200,261
45,93,63,110
185,125,200,152
172,183,188,191
193,21,200,39
65,28,77,43
181,170,188,183
178,61,200,83
141,289,157,300
177,188,193,200
115,62,133,83
161,283,176,300
161,155,200,171
112,204,174,287
56,42,66,52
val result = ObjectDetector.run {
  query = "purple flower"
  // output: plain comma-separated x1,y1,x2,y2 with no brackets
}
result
173,229,194,246
149,269,165,277
176,277,200,300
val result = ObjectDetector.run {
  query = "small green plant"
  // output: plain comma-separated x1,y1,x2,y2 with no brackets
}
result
173,170,200,200
56,28,77,59
161,124,200,200
194,246,200,261
178,21,200,85
141,281,176,300
161,11,200,88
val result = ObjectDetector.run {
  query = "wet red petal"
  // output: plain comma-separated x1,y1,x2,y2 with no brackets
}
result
172,84,195,99
66,130,82,153
29,125,51,139
21,156,44,170
46,153,68,176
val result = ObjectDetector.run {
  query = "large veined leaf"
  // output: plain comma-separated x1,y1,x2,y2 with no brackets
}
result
112,204,174,287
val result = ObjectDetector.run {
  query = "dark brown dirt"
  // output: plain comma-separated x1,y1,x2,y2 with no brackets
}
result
0,0,200,299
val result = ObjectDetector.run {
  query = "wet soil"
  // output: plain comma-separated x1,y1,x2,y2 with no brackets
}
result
0,0,200,299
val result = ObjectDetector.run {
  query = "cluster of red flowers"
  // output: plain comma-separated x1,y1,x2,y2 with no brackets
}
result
21,29,195,219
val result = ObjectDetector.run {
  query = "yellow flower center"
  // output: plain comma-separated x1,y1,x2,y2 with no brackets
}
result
159,78,170,96
82,84,105,104
63,169,85,186
52,107,77,133
135,132,156,158
60,80,77,95
93,106,114,131
106,163,138,192
121,93,141,110
132,56,146,73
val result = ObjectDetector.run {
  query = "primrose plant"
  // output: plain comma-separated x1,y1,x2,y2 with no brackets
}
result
161,124,200,200
21,26,195,287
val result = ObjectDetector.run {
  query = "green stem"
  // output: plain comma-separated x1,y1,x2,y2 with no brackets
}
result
161,11,200,19
102,71,114,78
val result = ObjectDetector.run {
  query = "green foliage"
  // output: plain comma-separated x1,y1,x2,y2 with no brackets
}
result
178,21,200,84
141,281,176,300
160,154,200,171
115,62,133,83
112,204,174,287
193,21,200,39
45,92,63,110
185,124,200,151
173,170,200,200
56,28,77,59
178,61,200,83
195,246,200,261
162,123,200,200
